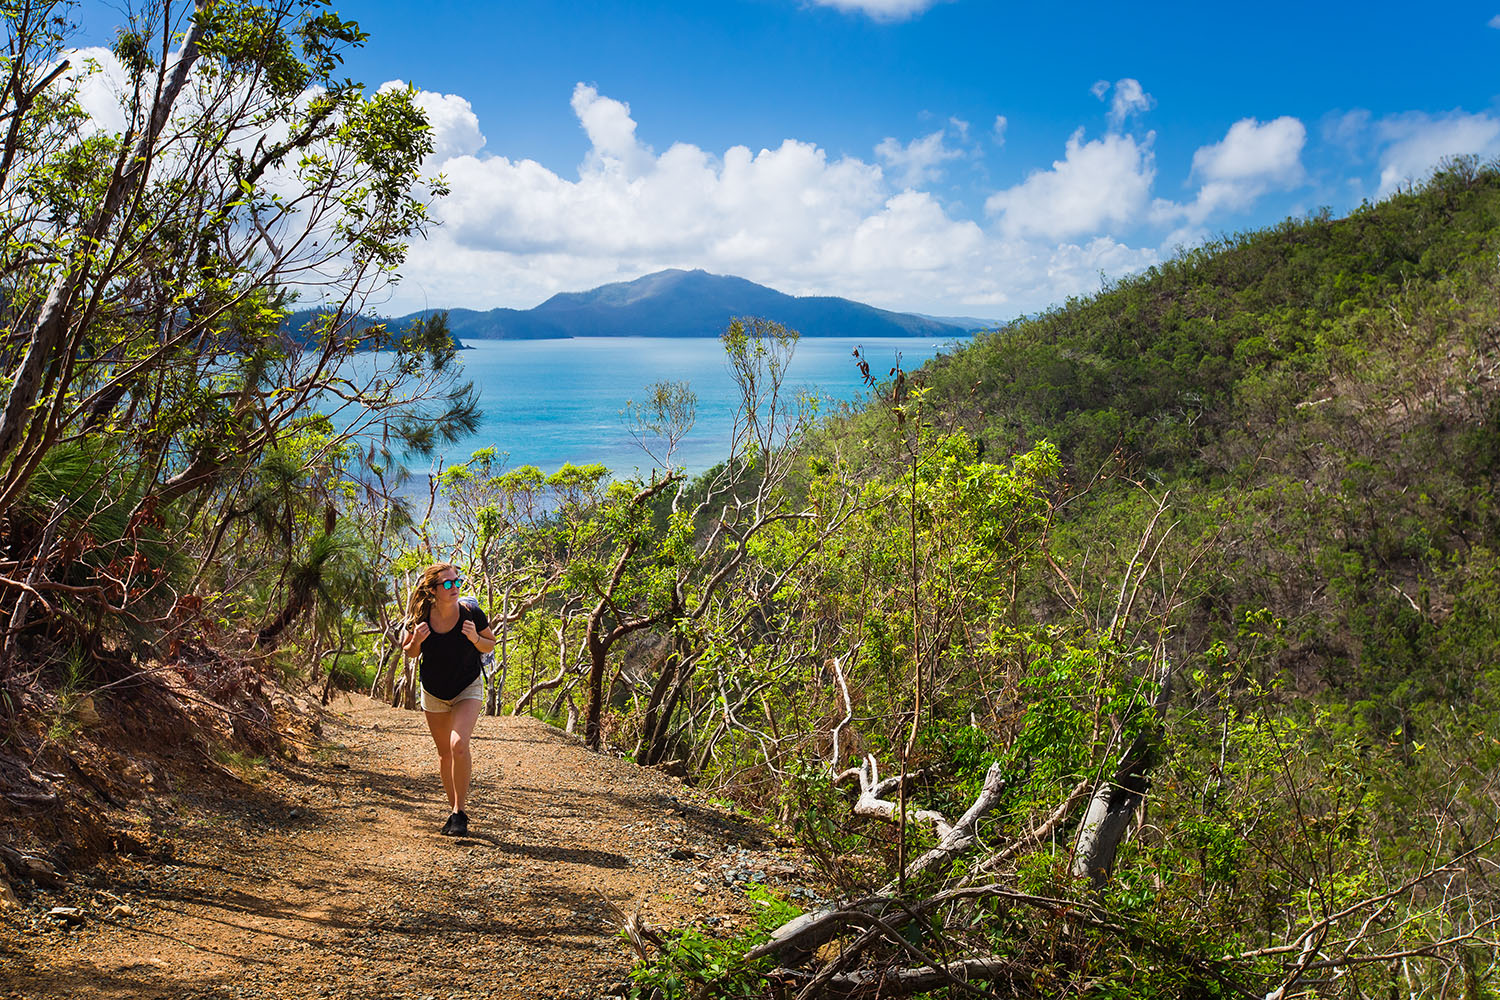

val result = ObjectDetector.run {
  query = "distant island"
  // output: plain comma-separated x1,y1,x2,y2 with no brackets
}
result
282,268,994,345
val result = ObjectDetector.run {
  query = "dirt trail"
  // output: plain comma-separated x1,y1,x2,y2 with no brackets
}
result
0,694,798,1000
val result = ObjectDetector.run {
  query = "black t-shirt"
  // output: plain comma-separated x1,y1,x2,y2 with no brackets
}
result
419,601,490,700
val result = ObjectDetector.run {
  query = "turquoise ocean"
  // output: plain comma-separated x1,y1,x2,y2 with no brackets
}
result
420,335,968,478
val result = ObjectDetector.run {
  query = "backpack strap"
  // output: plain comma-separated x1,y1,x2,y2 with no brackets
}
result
458,595,495,673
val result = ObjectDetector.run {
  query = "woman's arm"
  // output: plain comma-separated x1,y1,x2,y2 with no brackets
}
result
402,621,429,657
460,619,496,654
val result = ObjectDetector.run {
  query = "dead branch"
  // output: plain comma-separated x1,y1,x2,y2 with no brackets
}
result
1072,661,1171,886
974,778,1091,875
887,760,1006,888
843,754,950,834
823,957,1014,996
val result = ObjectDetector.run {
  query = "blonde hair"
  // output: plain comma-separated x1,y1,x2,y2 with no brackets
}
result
405,562,458,629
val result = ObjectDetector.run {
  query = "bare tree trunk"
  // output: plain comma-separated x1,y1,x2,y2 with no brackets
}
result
1071,725,1158,887
369,644,395,701
1072,668,1170,886
645,645,697,766
826,957,1014,995
255,580,313,647
635,651,677,765
584,625,610,748
487,592,513,715
393,656,420,709
319,634,348,705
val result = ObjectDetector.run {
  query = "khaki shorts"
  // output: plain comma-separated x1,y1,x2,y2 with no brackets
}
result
421,675,484,713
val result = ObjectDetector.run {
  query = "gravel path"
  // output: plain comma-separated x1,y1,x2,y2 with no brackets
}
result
0,694,802,1000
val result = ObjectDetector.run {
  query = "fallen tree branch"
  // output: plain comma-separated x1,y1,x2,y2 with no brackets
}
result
974,777,1091,875
2,791,57,807
845,754,949,835
744,896,902,962
825,956,1014,996
1073,661,1172,886
749,759,1005,962
885,760,1006,889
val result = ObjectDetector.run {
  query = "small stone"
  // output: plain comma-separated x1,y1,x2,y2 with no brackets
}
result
288,808,302,820
105,904,135,919
22,856,63,889
47,906,84,926
72,695,101,725
0,880,19,911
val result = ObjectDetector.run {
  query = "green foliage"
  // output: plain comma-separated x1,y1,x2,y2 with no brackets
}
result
0,0,479,700
624,886,799,1000
615,165,1500,997
8,41,1498,993
19,440,185,637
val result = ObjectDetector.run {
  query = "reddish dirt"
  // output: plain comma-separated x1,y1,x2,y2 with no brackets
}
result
0,693,804,999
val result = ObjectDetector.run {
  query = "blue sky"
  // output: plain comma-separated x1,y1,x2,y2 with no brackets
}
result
74,0,1500,321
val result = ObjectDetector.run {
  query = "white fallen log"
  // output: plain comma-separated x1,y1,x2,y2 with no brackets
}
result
885,760,1006,888
750,758,1007,961
842,754,950,835
743,897,902,961
1072,670,1171,886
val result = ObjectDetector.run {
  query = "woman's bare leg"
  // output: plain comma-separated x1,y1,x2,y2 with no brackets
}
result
448,698,482,814
424,710,457,811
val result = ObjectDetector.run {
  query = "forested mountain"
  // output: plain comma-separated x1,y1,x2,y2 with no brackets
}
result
283,268,980,344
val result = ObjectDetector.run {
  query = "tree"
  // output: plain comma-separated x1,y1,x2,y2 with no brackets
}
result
564,319,826,753
0,0,472,680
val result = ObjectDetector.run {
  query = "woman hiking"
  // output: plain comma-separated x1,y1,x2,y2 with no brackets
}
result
401,562,496,836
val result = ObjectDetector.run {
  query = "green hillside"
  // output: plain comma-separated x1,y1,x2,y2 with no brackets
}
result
848,158,1500,723
926,159,1500,481
705,159,1500,996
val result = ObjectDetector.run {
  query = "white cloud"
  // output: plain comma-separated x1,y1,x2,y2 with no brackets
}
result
1192,116,1305,184
1091,78,1154,131
984,129,1155,239
1164,116,1306,222
1373,110,1500,195
64,47,129,136
571,83,655,176
383,83,1167,320
1323,108,1372,150
1488,13,1500,27
875,129,962,188
1104,78,1155,131
49,54,1357,325
808,0,944,21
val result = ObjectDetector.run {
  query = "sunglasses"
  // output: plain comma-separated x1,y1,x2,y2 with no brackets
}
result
433,575,465,591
